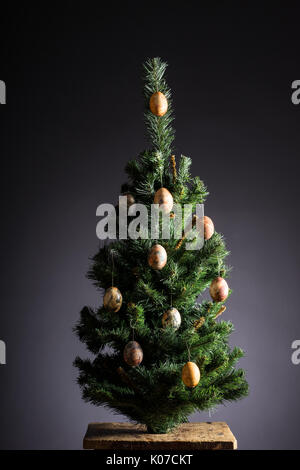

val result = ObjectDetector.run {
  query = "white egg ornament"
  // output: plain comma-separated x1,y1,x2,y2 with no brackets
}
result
162,307,181,330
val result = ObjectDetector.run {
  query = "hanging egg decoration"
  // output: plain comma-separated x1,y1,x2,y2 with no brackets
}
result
154,187,173,214
203,216,214,240
123,341,143,367
149,91,168,117
148,244,167,270
209,277,229,302
119,193,135,212
182,361,201,388
193,215,214,240
162,307,181,330
103,287,123,312
125,193,135,208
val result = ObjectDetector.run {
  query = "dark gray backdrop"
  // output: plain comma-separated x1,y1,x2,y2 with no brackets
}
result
1,3,300,449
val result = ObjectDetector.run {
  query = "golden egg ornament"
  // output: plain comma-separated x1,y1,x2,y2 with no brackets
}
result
162,307,181,330
103,287,123,312
149,91,168,117
148,244,167,270
123,341,143,367
182,361,200,388
209,277,229,302
154,187,173,214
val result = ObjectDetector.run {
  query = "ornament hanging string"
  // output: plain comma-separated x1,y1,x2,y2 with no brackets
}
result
111,251,115,286
217,257,221,277
186,342,191,362
130,319,135,341
158,152,163,188
153,58,159,93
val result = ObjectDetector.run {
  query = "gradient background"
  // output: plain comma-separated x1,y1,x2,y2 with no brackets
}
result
0,3,300,449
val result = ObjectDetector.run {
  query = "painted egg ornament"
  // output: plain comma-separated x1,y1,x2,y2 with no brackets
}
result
202,216,214,240
209,277,229,302
103,287,123,312
149,91,168,117
162,308,181,330
123,341,143,367
154,187,173,214
148,244,167,270
182,361,201,388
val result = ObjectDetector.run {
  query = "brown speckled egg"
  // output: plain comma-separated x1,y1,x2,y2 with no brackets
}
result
209,277,229,302
203,216,214,240
123,341,143,367
154,187,173,214
103,287,123,312
182,361,200,388
148,244,167,270
149,91,168,117
162,308,181,330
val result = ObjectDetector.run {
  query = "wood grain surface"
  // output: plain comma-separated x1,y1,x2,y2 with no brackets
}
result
83,422,237,450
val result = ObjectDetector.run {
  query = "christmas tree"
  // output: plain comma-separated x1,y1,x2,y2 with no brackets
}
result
74,58,248,434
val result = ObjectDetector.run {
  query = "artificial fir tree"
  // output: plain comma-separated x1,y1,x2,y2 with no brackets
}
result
74,58,248,434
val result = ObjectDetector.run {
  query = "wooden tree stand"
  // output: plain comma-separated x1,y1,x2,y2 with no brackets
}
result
83,422,237,450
